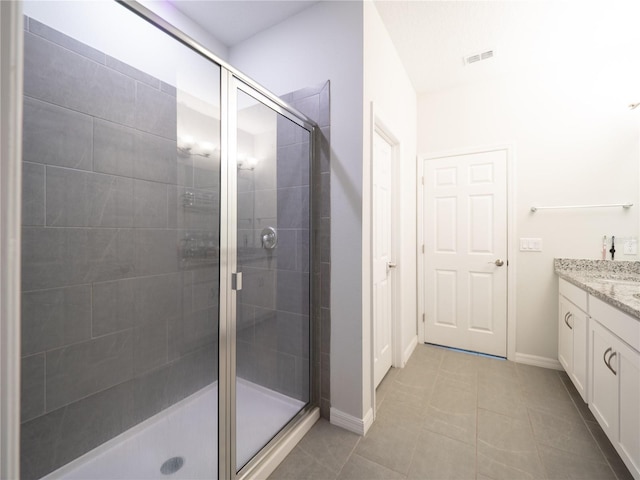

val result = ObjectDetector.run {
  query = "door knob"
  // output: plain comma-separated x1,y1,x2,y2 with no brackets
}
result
494,259,504,266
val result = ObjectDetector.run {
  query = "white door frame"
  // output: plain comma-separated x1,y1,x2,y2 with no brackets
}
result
417,144,516,361
369,104,401,413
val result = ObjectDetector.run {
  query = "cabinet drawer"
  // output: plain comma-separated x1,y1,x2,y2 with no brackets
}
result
590,295,640,352
559,278,588,311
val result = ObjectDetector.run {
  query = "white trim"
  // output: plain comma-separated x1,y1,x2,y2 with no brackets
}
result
330,407,373,436
0,2,23,479
506,145,517,361
247,408,320,480
369,102,402,424
402,335,418,365
417,144,516,360
416,154,425,342
515,353,563,371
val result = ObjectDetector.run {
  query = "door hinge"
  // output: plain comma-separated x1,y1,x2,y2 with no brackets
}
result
422,244,425,254
422,313,426,323
421,176,424,185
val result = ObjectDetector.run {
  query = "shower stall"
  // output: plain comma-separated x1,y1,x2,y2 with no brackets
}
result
18,2,320,479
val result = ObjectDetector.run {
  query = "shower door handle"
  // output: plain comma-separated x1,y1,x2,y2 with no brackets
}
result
232,272,243,291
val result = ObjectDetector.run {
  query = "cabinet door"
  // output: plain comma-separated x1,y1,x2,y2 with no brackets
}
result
570,308,588,402
617,339,640,477
590,320,619,440
558,297,573,373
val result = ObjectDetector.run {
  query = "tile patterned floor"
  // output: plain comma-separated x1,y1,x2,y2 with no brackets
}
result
269,343,634,480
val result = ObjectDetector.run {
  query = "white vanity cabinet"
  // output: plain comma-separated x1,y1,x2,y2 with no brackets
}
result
589,295,640,480
558,278,589,401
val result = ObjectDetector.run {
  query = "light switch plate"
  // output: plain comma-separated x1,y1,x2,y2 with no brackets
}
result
520,237,543,252
623,239,638,255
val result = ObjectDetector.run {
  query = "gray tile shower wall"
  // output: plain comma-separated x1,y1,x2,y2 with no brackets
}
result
288,82,330,418
20,17,219,480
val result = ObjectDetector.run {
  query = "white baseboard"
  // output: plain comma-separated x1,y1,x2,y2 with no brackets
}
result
514,352,563,371
248,407,320,480
330,407,373,436
402,335,418,365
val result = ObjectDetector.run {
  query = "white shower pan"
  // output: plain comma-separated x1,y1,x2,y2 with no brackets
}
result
42,379,304,479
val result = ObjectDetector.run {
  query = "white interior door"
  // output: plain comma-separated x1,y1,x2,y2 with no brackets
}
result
373,129,394,387
423,150,507,357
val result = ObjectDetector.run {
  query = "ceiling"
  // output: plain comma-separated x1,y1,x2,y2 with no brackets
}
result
170,0,640,95
374,0,640,94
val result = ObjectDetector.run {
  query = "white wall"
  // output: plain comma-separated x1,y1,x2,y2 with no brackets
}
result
418,44,640,361
228,2,367,423
140,0,229,61
363,1,417,410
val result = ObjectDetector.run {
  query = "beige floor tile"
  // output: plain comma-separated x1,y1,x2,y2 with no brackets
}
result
394,362,438,392
440,348,480,375
558,372,597,423
528,408,606,461
516,365,568,400
407,429,475,480
477,474,497,480
269,446,338,480
337,453,405,480
537,444,617,480
422,376,477,445
478,378,529,421
585,421,635,480
476,356,519,383
270,349,630,480
477,454,545,480
354,421,418,475
407,343,444,366
375,393,424,434
376,367,399,408
297,419,360,474
521,389,584,424
435,368,478,393
477,409,545,480
383,381,432,416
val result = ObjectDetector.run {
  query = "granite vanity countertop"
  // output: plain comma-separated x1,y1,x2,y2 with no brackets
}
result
554,259,640,320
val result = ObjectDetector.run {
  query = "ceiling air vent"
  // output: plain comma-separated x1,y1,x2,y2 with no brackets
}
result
464,49,495,66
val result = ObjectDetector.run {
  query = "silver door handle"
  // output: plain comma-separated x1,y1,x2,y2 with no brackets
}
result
387,262,397,269
493,259,504,266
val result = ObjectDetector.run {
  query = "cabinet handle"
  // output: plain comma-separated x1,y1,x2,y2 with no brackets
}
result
603,347,612,369
603,347,618,376
607,351,618,376
564,312,573,330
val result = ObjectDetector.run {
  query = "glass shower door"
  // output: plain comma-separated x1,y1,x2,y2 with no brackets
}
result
233,84,312,471
19,4,221,479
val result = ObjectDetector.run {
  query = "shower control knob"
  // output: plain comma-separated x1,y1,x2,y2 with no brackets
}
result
261,227,278,250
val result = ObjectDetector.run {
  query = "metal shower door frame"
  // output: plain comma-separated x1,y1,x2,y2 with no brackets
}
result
115,2,319,479
226,76,317,479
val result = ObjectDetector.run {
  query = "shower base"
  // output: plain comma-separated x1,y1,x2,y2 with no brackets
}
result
42,379,304,479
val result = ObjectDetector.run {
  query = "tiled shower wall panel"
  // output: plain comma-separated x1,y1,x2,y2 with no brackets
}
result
235,82,330,415
20,18,220,480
